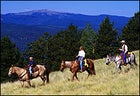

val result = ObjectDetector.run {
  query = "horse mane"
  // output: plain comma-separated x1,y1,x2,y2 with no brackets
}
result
11,66,27,72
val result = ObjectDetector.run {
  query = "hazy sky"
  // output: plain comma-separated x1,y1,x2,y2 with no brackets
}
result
1,1,139,17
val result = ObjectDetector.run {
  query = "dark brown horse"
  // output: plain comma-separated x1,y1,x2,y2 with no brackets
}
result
8,65,49,87
60,59,96,81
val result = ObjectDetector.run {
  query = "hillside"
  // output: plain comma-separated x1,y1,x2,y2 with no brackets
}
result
1,9,130,52
1,23,63,51
1,50,139,95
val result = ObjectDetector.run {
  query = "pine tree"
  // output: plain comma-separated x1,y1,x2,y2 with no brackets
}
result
1,36,21,82
24,32,51,64
94,16,118,58
24,24,81,71
119,11,139,51
46,24,81,71
80,23,97,58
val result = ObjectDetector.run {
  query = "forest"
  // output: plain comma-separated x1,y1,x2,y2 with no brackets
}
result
1,12,139,83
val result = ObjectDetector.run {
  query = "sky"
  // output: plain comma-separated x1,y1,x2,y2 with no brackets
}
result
1,1,139,17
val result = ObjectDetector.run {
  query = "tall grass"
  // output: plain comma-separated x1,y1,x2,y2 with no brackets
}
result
1,50,139,95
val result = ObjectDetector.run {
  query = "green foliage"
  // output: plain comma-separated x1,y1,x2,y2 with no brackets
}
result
119,11,139,51
24,24,81,71
24,32,50,64
80,23,97,58
46,24,81,71
1,36,23,83
94,16,119,58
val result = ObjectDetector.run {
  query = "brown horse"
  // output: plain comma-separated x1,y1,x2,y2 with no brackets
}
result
8,65,49,87
60,59,96,81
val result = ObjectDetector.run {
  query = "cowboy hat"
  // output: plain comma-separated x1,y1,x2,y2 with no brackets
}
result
121,40,125,43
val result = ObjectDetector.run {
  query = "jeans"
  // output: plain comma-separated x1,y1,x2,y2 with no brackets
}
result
121,51,126,63
29,66,32,74
78,56,84,70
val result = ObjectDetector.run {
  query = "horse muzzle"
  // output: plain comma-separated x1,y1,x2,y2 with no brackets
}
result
8,73,12,77
106,63,109,65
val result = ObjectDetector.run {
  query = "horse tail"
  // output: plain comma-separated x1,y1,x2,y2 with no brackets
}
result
90,59,96,75
132,53,137,66
45,65,50,83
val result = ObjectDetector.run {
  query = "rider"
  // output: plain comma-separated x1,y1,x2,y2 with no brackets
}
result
76,46,85,72
28,57,35,76
119,40,128,64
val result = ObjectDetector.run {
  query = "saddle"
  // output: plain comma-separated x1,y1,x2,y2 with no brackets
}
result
120,52,131,59
120,52,131,65
27,65,39,73
32,65,39,73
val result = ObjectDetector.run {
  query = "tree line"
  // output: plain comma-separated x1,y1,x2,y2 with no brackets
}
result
1,12,139,83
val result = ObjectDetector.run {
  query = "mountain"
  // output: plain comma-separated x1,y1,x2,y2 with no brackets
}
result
1,9,130,52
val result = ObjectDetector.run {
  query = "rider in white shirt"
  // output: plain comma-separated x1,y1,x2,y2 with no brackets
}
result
119,40,128,64
76,46,85,72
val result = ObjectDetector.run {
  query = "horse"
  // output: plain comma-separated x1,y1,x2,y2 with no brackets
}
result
106,52,137,73
8,65,49,87
60,59,96,81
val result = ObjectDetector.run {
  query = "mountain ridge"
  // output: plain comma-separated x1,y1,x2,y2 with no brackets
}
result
1,9,131,52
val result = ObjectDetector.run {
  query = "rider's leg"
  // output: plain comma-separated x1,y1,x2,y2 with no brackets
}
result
80,57,84,71
78,56,83,72
124,53,126,64
121,51,125,64
29,66,32,74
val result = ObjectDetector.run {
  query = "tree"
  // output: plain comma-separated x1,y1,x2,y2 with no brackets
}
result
1,36,22,82
24,24,81,71
46,24,81,71
119,11,139,51
80,23,97,58
24,32,51,64
94,16,119,58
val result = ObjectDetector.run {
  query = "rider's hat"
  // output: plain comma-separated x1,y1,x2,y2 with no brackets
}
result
29,57,33,60
121,40,125,43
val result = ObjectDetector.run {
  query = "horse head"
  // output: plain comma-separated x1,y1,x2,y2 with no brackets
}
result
60,60,66,72
8,65,15,77
106,55,111,65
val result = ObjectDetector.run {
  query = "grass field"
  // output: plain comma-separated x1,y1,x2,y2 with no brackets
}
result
1,50,139,95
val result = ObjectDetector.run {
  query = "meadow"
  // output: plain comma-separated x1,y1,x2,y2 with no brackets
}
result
1,50,139,95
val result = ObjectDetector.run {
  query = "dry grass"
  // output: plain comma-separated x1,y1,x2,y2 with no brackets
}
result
1,50,139,95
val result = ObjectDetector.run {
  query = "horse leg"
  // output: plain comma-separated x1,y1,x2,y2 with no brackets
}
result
119,65,122,73
71,72,75,81
115,63,120,73
89,68,93,76
86,69,91,78
130,62,135,69
20,81,24,87
74,72,79,81
40,76,46,86
27,80,31,87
